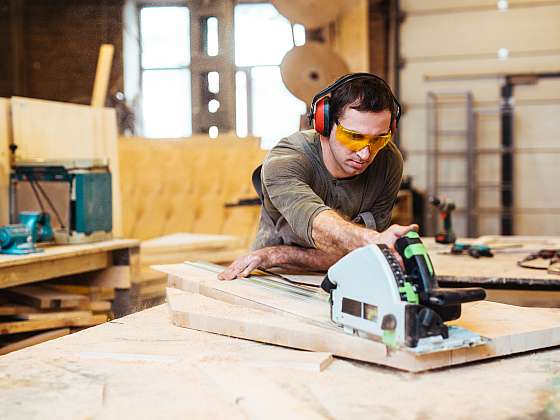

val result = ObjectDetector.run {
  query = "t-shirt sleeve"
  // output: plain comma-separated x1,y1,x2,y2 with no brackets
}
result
369,146,403,231
261,152,330,248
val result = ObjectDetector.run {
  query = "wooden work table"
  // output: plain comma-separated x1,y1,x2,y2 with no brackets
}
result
0,303,559,418
0,239,140,289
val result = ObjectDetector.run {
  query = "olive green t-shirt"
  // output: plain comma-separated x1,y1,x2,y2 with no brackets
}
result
252,130,403,250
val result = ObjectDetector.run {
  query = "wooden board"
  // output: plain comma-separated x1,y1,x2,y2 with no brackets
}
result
2,286,88,309
141,233,241,255
10,97,123,236
14,310,93,321
158,263,560,372
0,328,70,356
0,314,106,335
0,239,139,288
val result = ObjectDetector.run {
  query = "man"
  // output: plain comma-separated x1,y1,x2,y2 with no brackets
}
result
219,73,417,280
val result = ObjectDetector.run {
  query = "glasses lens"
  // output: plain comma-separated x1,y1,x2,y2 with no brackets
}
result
335,124,392,152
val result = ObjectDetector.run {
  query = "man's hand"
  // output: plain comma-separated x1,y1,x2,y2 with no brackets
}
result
218,248,270,281
374,223,418,266
376,223,419,250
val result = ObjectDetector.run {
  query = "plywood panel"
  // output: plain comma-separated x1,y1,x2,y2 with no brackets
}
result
118,135,266,245
0,98,11,225
10,97,122,236
401,6,560,59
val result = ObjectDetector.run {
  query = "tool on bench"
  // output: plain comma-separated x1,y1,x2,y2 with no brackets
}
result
321,232,487,353
451,243,494,258
430,196,456,244
517,249,560,275
10,160,113,244
0,211,54,255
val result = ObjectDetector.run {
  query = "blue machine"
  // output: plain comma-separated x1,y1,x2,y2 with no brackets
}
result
10,160,113,244
0,212,54,255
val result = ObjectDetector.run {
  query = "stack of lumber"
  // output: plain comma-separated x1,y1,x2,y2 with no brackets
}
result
0,279,114,355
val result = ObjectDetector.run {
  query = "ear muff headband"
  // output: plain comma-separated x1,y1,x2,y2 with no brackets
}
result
308,73,401,137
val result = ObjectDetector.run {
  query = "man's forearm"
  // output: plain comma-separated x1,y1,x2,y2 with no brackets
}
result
260,245,341,272
312,210,380,254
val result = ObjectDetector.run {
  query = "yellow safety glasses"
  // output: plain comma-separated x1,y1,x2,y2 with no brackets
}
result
335,123,393,153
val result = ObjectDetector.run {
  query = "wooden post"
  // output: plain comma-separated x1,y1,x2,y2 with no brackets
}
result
91,44,115,107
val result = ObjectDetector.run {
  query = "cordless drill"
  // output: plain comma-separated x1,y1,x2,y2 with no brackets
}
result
430,196,456,244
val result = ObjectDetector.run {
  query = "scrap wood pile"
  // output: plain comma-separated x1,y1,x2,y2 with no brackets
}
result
0,277,116,355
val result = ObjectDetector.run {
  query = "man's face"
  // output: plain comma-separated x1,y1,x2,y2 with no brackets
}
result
326,107,392,178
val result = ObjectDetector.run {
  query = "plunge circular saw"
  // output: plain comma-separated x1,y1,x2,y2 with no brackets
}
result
321,232,487,353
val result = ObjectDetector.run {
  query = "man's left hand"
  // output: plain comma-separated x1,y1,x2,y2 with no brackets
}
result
218,249,270,281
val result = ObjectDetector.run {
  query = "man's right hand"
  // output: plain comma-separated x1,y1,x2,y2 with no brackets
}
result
373,223,418,266
375,224,419,250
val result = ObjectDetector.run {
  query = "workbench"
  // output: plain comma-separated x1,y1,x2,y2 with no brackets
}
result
1,302,559,419
0,239,140,289
0,239,141,319
426,237,560,307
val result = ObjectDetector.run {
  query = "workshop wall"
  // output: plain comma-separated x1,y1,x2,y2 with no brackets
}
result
0,0,124,103
399,0,560,236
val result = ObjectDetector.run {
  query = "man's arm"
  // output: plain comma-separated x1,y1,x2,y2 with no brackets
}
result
218,245,341,280
218,211,417,280
311,210,416,254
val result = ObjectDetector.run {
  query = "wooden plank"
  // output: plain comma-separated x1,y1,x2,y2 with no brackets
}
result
15,310,93,321
167,288,421,372
2,286,88,310
89,301,112,312
141,233,241,255
161,264,560,372
0,98,11,226
0,328,70,356
0,314,106,335
334,0,369,73
91,44,114,107
0,239,138,269
162,263,332,330
45,284,115,301
0,252,111,289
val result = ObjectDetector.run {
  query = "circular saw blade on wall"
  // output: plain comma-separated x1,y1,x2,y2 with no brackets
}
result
280,42,349,105
271,0,347,29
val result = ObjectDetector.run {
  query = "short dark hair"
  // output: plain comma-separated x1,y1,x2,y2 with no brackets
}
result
330,77,396,124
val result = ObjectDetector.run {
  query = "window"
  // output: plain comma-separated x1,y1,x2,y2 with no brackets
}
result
234,3,307,148
140,6,191,138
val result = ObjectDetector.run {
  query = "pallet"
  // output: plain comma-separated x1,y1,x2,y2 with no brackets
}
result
158,262,560,373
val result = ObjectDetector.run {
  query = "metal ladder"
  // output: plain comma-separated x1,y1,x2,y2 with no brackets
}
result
426,91,477,238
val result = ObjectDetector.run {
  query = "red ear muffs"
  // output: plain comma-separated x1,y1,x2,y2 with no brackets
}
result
314,96,331,137
391,118,397,135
